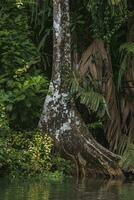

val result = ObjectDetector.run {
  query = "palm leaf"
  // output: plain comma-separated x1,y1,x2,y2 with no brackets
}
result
118,42,134,89
70,73,109,117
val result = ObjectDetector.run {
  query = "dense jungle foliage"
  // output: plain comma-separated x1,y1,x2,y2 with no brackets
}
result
0,0,133,177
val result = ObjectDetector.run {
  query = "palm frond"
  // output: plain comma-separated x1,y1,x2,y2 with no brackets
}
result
108,0,127,14
122,142,134,173
118,135,128,155
118,42,134,89
79,89,107,115
120,42,134,54
22,0,52,70
70,73,109,117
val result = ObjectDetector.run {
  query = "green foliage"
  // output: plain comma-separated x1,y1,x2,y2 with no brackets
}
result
122,143,134,173
0,128,73,178
24,0,53,71
0,130,53,176
70,73,109,118
0,72,48,130
42,171,64,182
120,42,134,54
28,133,53,172
118,42,134,88
0,0,39,74
0,109,73,178
85,0,127,42
108,0,127,10
0,103,9,131
52,157,73,176
88,120,103,130
0,0,48,130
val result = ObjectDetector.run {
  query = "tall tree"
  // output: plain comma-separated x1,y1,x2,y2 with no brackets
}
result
38,0,123,177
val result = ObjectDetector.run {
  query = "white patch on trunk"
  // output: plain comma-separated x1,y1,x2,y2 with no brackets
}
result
60,122,71,132
55,130,60,140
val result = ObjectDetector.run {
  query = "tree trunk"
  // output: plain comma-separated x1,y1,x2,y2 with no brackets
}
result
38,0,123,177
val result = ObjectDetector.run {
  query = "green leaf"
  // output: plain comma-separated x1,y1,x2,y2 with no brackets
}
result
6,104,13,111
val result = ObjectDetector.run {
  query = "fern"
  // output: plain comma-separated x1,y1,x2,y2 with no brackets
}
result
79,90,104,112
70,73,109,117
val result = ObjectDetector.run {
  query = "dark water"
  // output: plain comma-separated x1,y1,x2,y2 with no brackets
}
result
0,178,134,200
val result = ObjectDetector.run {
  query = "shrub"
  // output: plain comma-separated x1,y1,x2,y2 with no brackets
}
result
0,130,53,177
0,1,48,130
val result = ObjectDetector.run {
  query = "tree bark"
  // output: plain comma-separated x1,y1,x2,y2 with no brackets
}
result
38,0,123,177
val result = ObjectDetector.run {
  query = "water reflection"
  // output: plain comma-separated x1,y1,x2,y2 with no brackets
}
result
0,178,133,200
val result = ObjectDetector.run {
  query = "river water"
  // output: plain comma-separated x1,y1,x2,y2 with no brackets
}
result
0,178,133,200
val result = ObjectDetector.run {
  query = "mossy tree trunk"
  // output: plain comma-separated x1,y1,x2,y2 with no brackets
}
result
38,0,123,178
